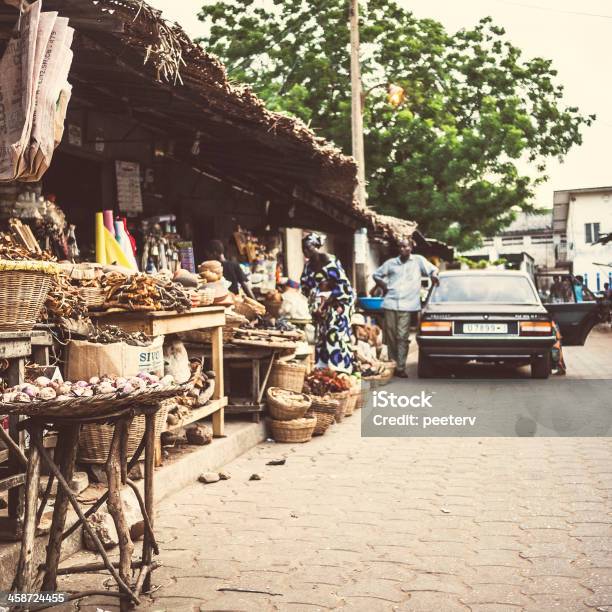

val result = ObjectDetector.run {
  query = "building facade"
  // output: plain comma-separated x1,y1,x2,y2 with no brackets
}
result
460,211,555,271
553,187,612,292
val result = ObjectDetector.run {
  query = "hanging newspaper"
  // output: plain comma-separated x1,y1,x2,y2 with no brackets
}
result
116,160,144,215
0,0,74,182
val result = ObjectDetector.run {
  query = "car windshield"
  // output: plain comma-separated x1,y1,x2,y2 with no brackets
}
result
431,275,539,304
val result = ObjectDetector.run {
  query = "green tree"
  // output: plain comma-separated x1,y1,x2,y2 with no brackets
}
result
197,0,594,250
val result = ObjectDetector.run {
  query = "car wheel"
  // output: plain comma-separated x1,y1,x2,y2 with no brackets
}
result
531,352,551,379
418,351,435,378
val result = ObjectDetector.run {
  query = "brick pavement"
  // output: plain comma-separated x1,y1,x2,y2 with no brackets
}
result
59,330,612,611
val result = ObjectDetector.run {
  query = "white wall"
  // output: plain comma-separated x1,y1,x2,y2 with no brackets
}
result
284,227,305,282
567,192,612,290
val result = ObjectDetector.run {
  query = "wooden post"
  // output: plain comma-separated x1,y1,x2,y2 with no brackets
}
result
105,420,134,612
42,424,79,592
142,412,156,593
211,325,225,437
14,423,42,592
6,357,25,537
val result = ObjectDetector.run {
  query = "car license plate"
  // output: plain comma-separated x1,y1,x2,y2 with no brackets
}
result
463,323,508,334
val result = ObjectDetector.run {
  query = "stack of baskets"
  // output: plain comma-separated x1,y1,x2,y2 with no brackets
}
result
329,390,350,423
355,379,370,410
267,387,316,443
0,260,57,331
344,379,362,417
306,395,338,436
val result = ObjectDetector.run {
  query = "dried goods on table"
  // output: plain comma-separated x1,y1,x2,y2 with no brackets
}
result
103,272,192,313
87,325,152,347
41,271,88,322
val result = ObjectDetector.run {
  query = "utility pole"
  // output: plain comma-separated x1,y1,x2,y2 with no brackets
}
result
349,0,368,294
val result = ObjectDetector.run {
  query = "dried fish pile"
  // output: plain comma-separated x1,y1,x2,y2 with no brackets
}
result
88,325,152,347
0,232,52,261
104,273,192,313
41,272,88,322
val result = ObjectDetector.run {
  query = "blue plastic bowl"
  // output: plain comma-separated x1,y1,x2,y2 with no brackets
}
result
358,297,384,311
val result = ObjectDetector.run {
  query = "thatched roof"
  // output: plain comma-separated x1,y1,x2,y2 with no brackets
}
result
0,0,360,229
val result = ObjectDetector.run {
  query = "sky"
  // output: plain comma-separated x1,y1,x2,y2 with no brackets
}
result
148,0,612,209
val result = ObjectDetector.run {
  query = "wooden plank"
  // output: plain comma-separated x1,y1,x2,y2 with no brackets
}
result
90,307,226,336
0,472,26,492
142,414,156,593
0,337,31,359
164,397,228,433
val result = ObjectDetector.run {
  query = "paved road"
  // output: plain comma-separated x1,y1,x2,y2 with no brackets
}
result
62,330,612,611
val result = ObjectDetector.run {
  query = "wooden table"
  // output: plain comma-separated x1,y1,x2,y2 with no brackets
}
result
186,344,278,422
0,330,52,541
90,308,227,437
12,401,166,611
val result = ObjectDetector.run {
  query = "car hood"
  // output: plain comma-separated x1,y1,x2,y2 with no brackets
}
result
424,302,548,315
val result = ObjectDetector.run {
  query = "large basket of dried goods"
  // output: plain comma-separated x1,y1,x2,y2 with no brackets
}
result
306,396,339,435
0,260,57,331
304,369,352,423
269,416,317,443
268,360,307,393
266,387,311,420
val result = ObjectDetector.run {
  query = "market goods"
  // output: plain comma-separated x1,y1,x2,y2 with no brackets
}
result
104,272,192,312
268,360,306,393
87,325,152,347
304,368,352,396
41,270,88,321
1,372,176,403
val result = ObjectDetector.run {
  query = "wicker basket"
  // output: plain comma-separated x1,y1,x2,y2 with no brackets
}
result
329,390,350,423
0,260,57,331
269,416,317,443
268,361,307,393
79,286,105,310
306,398,337,435
198,286,215,307
266,387,311,420
77,402,170,464
345,382,361,417
355,379,370,410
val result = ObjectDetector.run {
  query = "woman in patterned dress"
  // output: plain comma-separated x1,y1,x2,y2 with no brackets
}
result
300,233,355,374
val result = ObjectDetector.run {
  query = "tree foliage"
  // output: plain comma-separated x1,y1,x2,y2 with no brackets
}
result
197,0,594,249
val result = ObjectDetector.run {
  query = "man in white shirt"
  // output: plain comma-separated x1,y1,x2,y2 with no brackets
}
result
372,239,439,377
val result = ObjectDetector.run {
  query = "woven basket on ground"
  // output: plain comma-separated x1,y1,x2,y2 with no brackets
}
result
329,390,350,423
268,361,306,393
306,397,338,435
79,286,105,310
266,387,311,420
0,260,57,331
355,380,370,410
269,416,317,443
77,401,170,464
345,381,361,417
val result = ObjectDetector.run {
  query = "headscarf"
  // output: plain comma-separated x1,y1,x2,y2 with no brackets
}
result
302,232,325,251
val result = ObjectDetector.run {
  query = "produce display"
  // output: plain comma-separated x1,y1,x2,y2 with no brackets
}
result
304,368,352,395
1,372,177,403
198,260,223,284
104,272,192,312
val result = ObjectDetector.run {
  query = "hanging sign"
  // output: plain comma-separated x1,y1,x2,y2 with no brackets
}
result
115,160,143,215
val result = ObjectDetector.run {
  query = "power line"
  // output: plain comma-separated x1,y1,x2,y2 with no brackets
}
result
493,0,612,21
